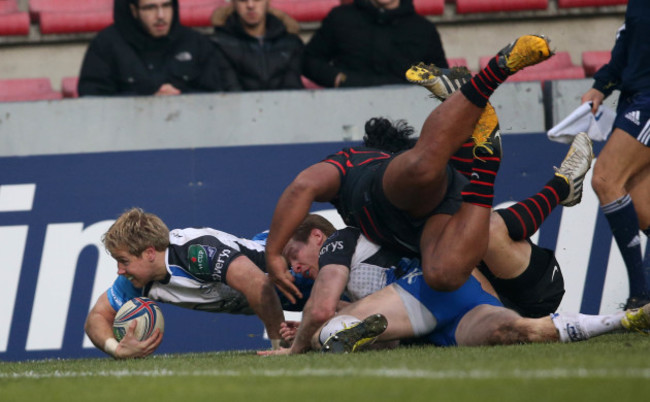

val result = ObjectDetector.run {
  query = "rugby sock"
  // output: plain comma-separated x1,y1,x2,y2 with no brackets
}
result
461,151,500,208
450,139,474,177
551,312,625,343
495,176,569,240
602,194,648,298
460,57,508,108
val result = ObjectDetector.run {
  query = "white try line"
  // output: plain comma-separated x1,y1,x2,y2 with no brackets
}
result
3,367,650,380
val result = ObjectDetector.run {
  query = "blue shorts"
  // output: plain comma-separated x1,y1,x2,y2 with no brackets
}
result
394,269,502,347
615,91,650,147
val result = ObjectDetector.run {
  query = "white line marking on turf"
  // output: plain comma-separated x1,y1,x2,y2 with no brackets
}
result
2,368,650,380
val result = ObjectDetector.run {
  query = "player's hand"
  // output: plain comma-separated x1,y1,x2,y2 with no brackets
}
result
155,83,181,96
267,255,302,304
115,321,163,359
279,321,300,343
581,88,605,114
257,347,293,356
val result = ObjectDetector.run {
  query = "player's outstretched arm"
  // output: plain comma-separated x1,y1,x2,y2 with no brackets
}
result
85,291,162,359
265,162,341,303
227,256,285,347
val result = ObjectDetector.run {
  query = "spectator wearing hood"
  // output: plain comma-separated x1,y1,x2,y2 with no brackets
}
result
303,0,448,88
209,0,304,91
78,0,223,96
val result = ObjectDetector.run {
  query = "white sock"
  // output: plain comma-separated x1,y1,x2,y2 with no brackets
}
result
550,312,625,342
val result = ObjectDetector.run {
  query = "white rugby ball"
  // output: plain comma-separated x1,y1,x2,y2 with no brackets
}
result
113,297,165,341
319,314,361,344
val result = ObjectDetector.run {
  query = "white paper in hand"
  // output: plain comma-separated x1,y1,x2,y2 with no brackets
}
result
548,102,615,143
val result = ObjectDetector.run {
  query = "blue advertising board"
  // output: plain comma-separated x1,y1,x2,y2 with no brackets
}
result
0,133,624,361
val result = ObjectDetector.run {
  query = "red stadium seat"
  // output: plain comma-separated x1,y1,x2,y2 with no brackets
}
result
61,76,79,98
39,10,112,34
582,50,610,77
506,66,586,83
301,75,323,90
0,12,30,35
0,0,19,13
413,0,444,15
271,0,340,22
447,57,468,67
479,51,574,70
478,51,584,84
179,0,224,27
29,0,112,22
557,0,627,7
456,0,548,13
0,78,63,102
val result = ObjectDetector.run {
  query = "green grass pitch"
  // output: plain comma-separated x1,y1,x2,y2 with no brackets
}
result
2,333,649,402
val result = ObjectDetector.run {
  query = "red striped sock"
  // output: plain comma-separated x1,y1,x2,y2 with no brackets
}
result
495,176,569,240
460,57,508,108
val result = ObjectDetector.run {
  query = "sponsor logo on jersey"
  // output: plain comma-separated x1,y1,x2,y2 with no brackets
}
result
320,240,344,255
213,249,232,281
188,245,211,276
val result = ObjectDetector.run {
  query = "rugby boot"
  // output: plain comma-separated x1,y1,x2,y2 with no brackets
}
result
555,132,594,207
321,314,388,354
621,303,650,334
405,63,472,100
472,102,502,159
496,35,553,75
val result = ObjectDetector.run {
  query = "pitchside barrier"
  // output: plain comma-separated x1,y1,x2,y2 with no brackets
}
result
0,81,643,361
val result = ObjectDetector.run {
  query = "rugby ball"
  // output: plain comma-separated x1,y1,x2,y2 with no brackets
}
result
113,297,165,341
319,314,360,344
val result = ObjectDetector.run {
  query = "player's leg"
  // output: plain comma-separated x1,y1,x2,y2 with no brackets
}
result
495,132,594,239
591,128,650,309
315,285,416,352
383,35,552,217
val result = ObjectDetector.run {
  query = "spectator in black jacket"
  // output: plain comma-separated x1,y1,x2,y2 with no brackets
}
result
78,0,223,96
302,0,448,88
210,0,304,91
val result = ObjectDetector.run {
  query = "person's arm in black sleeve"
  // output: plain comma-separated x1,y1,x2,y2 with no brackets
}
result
78,36,119,96
189,35,226,92
280,37,305,89
593,23,627,99
301,15,343,87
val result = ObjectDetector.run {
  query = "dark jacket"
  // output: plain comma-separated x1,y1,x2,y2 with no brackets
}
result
302,0,447,88
210,13,304,91
78,0,222,96
593,0,650,99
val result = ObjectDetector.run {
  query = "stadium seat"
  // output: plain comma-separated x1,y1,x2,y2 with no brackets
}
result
39,10,112,34
413,0,444,16
0,11,30,35
478,51,584,85
582,50,610,77
29,0,112,22
479,51,574,70
0,78,63,102
557,0,627,7
506,66,586,83
0,0,19,13
271,0,340,22
447,57,468,67
456,0,548,13
179,0,224,27
61,76,79,98
301,76,323,90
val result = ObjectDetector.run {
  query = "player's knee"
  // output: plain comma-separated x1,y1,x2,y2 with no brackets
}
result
422,267,465,292
310,305,337,326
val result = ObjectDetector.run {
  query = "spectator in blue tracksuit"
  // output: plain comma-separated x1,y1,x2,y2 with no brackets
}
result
581,0,650,310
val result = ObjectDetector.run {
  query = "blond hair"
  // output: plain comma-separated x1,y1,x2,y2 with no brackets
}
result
102,208,170,256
